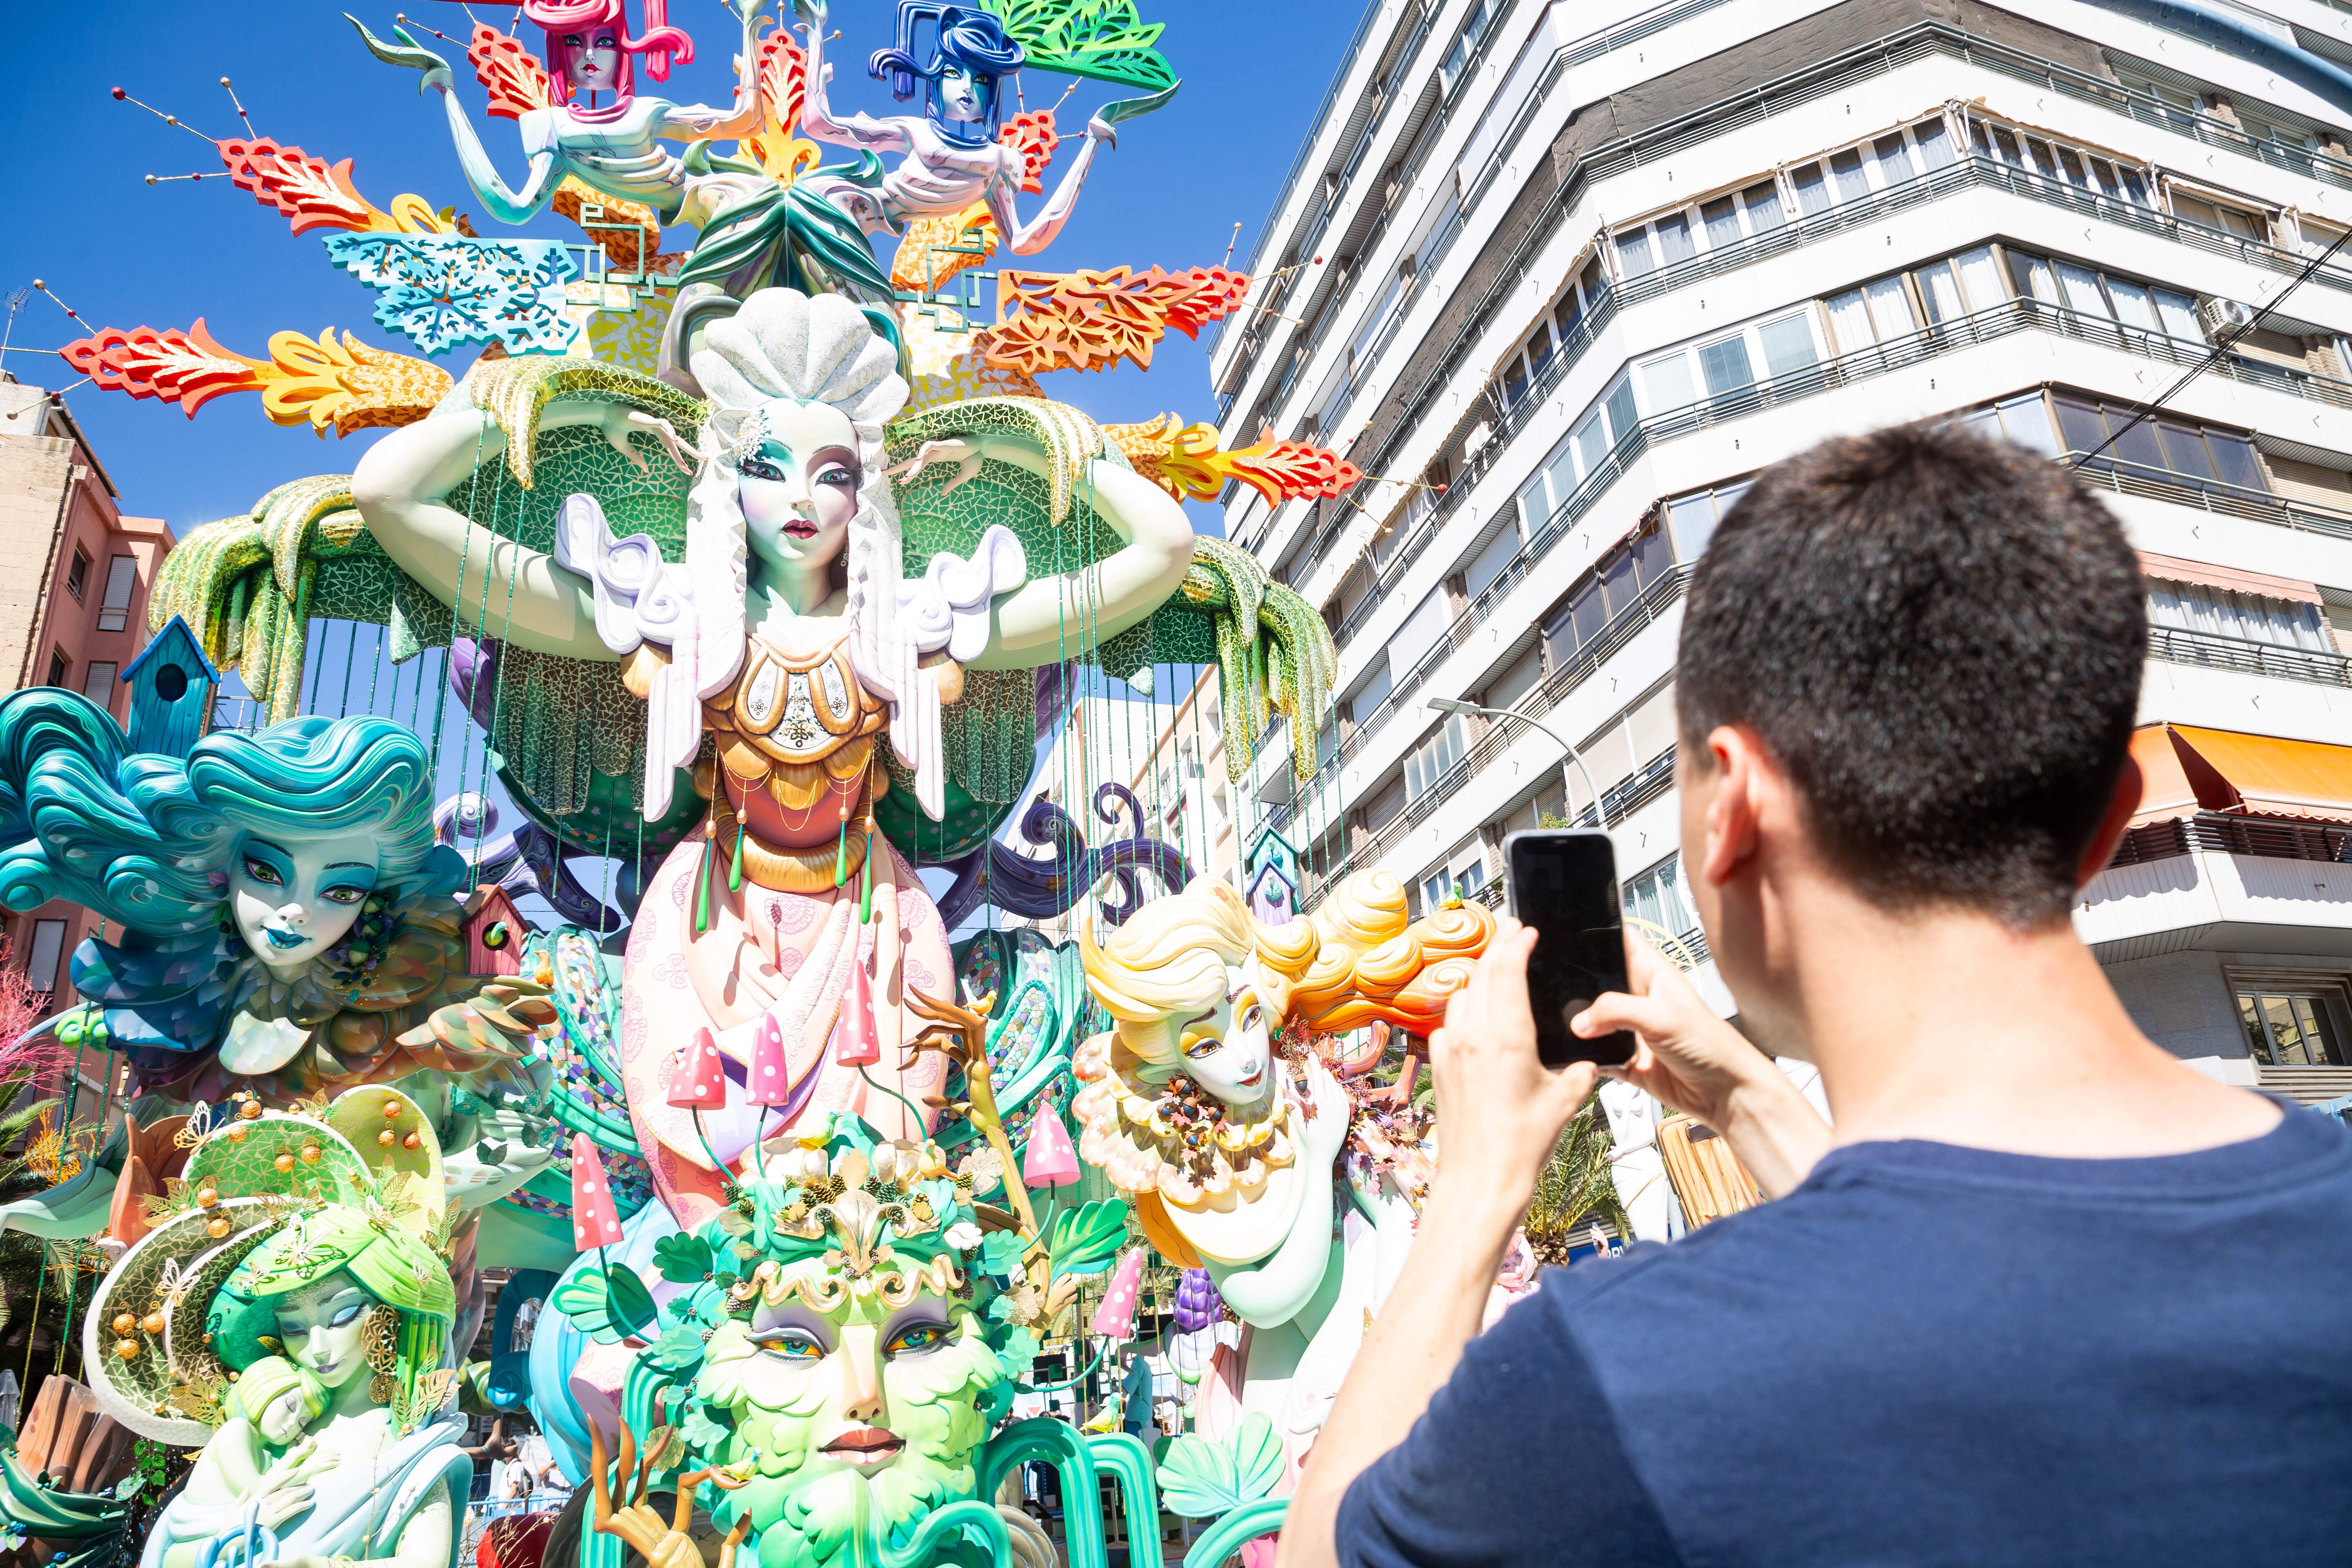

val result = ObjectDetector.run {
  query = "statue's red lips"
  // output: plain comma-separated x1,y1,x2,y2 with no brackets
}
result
822,1427,903,1466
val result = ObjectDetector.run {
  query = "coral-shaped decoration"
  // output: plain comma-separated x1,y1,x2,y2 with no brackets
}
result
1152,422,1365,505
59,321,449,434
469,23,554,119
321,234,580,357
1002,109,1061,192
976,266,1253,375
216,138,458,238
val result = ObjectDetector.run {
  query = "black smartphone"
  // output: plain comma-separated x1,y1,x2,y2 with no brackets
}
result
1503,830,1636,1069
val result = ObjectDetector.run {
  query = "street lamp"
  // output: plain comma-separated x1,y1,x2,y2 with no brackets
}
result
1427,697,1612,829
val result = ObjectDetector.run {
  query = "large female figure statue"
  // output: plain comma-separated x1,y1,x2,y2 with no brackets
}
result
350,287,1196,1228
82,1087,471,1568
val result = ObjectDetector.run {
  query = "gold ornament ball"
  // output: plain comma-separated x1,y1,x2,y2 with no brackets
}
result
140,1312,165,1336
226,1125,248,1144
195,1187,220,1208
112,1313,136,1337
274,1153,296,1173
301,1145,321,1164
378,1129,396,1147
401,1132,421,1150
115,1339,140,1361
238,1100,263,1120
206,1216,231,1238
383,1102,402,1119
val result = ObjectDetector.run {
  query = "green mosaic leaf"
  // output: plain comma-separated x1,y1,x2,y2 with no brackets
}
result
978,0,1176,93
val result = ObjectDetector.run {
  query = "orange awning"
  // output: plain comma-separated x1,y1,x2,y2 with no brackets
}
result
2129,723,2352,825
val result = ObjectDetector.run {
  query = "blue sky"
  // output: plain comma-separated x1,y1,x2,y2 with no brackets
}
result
2,0,1355,535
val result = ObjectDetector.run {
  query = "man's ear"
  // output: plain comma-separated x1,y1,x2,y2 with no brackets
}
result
1698,725,1767,889
2075,754,2144,891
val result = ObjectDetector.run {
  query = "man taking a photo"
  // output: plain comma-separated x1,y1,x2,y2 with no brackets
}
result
1280,424,2352,1566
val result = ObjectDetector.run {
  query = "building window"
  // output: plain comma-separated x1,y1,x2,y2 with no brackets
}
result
1621,855,1699,940
98,555,137,632
1664,479,1755,559
1540,525,1678,668
2147,579,2332,653
45,648,67,688
1640,308,1821,415
2005,247,2202,341
2168,188,2270,241
1437,0,1497,93
1781,116,1953,220
65,548,89,601
2049,393,2266,488
1968,117,2153,207
2233,976,2352,1067
1495,258,1611,415
80,660,118,705
1403,712,1470,801
1948,391,2064,458
25,918,67,994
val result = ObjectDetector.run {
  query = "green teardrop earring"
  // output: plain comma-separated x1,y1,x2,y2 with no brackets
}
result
693,833,712,935
832,814,849,889
729,816,746,893
858,829,875,925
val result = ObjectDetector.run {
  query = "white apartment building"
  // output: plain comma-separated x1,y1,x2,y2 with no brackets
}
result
1210,0,2352,1099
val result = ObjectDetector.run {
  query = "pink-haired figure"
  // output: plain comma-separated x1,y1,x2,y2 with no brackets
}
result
352,0,764,228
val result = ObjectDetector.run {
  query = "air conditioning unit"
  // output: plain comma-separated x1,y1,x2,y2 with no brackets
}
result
2198,294,2257,345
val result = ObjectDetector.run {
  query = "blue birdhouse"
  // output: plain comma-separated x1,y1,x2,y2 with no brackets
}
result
119,615,219,759
1245,822,1301,928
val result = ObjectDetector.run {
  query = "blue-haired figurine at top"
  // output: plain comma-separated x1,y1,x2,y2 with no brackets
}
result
0,689,555,1121
790,0,1125,256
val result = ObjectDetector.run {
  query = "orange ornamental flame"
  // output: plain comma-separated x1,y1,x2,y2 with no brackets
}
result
976,265,1253,376
738,23,821,185
470,24,556,120
60,321,451,436
1154,423,1364,505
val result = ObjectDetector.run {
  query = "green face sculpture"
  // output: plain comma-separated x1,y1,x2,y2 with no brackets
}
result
684,1131,1018,1568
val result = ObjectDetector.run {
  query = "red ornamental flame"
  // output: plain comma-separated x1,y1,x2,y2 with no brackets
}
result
471,24,555,120
1000,110,1059,194
754,26,806,134
1223,441,1364,503
59,321,261,416
570,1131,625,1249
216,138,379,235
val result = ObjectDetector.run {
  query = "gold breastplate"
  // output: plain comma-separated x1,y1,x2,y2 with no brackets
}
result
705,637,889,807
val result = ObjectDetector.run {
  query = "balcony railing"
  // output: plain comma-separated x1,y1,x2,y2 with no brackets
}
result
2146,624,2352,689
2107,811,2352,869
2065,453,2352,546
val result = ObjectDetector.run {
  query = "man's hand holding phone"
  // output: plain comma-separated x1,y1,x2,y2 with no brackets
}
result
1572,938,1834,1198
1428,920,1600,1220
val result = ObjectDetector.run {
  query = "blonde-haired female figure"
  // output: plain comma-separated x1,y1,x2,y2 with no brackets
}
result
351,288,1197,1229
1072,871,1493,1464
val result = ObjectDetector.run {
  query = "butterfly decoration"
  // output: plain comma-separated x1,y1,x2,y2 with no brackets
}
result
174,1101,216,1149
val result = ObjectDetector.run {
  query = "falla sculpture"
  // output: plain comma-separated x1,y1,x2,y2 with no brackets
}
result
33,0,1383,1559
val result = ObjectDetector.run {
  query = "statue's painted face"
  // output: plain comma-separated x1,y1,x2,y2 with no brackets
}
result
259,1387,313,1446
935,65,989,125
560,30,621,91
739,401,859,586
698,1265,1008,1555
229,829,378,973
1175,965,1274,1107
271,1269,376,1394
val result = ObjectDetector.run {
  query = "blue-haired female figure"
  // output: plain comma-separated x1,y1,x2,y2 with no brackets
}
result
790,0,1120,256
0,690,555,1122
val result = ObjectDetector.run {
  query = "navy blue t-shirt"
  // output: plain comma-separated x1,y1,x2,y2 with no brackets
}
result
1337,1105,2352,1566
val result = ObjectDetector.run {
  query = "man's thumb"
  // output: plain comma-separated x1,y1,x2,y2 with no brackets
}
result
1573,989,1676,1045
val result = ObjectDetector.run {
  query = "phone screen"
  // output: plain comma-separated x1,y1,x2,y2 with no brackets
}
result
1504,830,1636,1068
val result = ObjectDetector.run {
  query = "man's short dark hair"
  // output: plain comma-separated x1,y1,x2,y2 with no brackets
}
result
1678,421,2145,925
